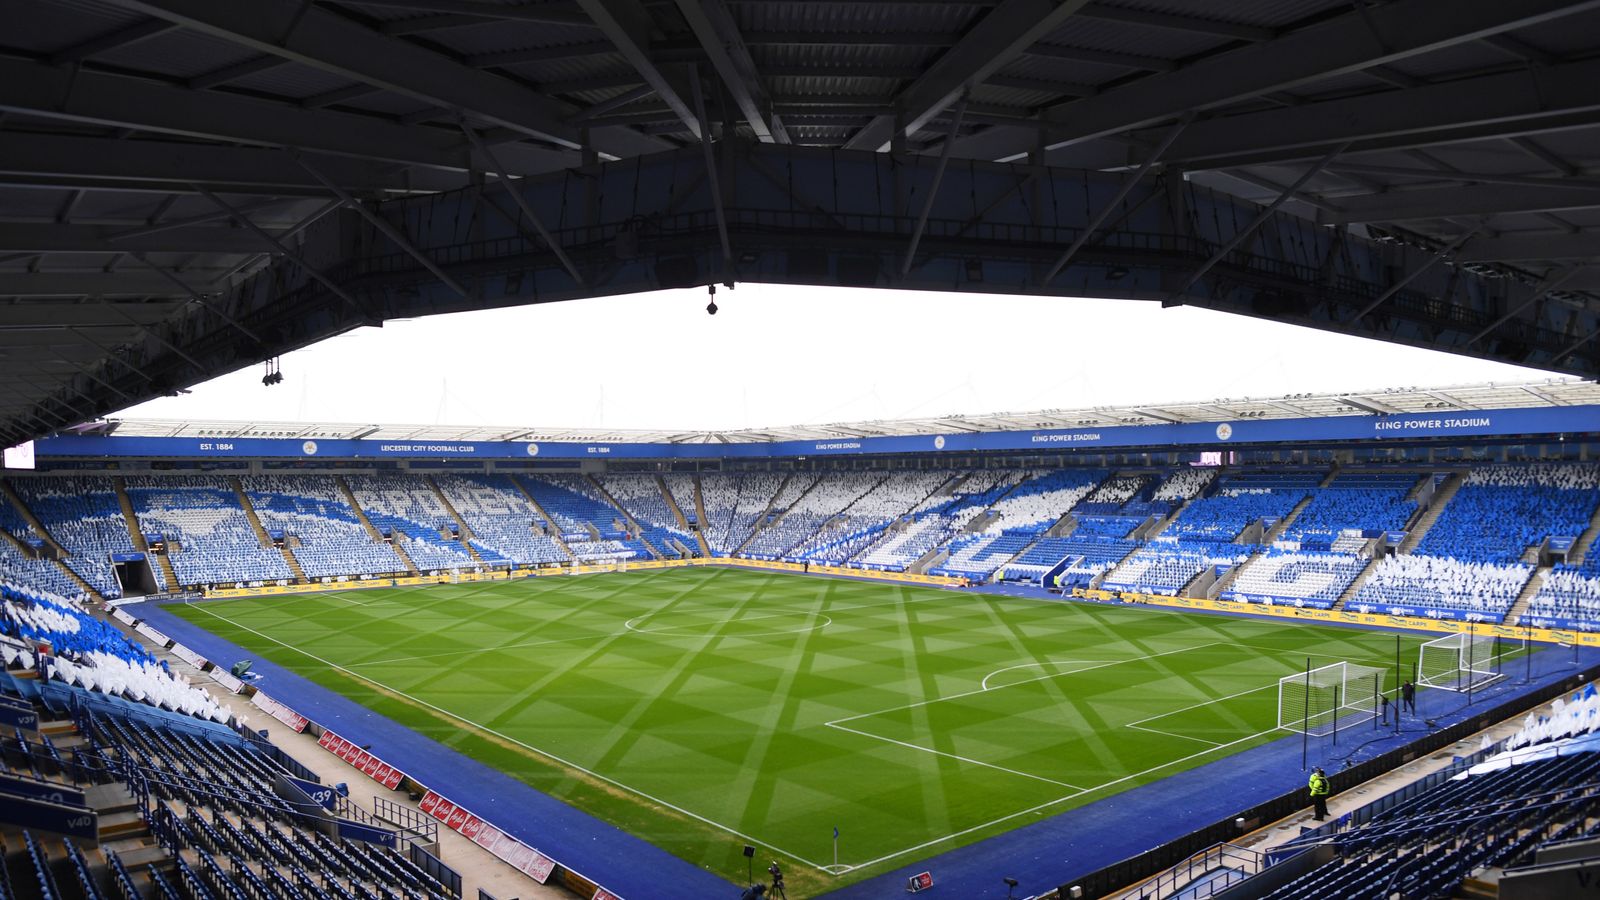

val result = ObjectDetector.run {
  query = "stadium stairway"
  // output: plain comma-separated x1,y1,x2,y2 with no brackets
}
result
1045,511,1079,538
1506,565,1552,626
1149,495,1198,537
0,489,107,600
229,477,276,550
1207,548,1262,598
506,475,577,562
655,475,709,557
1332,556,1381,610
0,479,68,557
1399,471,1465,554
910,546,948,575
229,476,307,581
737,473,826,555
731,473,795,556
425,476,485,564
584,476,660,558
1571,500,1600,565
116,475,182,588
1264,492,1317,542
690,475,712,557
336,476,420,575
112,476,146,556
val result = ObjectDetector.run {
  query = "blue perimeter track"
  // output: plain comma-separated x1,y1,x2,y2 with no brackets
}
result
133,588,1600,900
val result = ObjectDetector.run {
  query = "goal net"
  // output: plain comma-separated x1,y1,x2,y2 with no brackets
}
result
1278,662,1386,736
1418,632,1504,692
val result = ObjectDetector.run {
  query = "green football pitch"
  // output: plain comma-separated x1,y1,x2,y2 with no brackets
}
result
168,567,1430,895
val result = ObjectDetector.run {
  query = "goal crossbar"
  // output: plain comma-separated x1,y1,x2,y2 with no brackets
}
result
1418,632,1505,693
1278,661,1386,737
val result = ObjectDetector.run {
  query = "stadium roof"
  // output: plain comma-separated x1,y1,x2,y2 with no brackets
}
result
94,379,1600,445
5,0,1600,444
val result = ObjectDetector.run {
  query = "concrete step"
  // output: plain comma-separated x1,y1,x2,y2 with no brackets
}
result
97,809,149,840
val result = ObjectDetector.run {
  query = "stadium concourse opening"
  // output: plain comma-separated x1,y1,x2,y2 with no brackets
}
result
0,379,1598,900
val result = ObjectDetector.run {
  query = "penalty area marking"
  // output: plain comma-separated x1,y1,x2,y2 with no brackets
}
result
181,603,835,873
1123,682,1280,748
981,660,1098,691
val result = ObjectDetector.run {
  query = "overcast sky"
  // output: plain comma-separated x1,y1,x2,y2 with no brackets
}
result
115,284,1554,432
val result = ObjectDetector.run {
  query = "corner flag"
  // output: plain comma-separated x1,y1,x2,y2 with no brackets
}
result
833,826,839,869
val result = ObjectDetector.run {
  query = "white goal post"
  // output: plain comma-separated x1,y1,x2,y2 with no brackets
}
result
1278,662,1386,736
1417,632,1505,693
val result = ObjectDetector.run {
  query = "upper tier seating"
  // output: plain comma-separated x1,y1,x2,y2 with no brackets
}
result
126,476,292,587
596,475,699,555
517,475,651,560
741,473,878,559
1152,468,1216,501
1081,474,1152,507
700,473,783,555
1278,472,1419,547
854,470,1027,570
0,540,83,600
344,475,476,571
793,472,948,563
1227,550,1367,606
1164,473,1315,543
1102,539,1254,595
1351,555,1532,621
428,473,567,566
242,475,408,578
662,475,699,526
9,475,160,597
980,469,1107,535
1416,463,1600,564
1072,515,1143,538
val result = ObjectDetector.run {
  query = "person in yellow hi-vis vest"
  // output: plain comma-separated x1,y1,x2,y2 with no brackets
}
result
1308,767,1332,821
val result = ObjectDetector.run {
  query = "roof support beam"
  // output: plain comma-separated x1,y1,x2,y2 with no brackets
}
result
1347,226,1484,322
125,253,266,346
0,223,273,255
903,97,968,276
295,154,470,300
1044,114,1191,284
1165,143,1347,306
674,0,788,144
0,273,196,296
0,56,477,172
333,0,595,27
1076,3,1274,41
575,0,702,140
1329,184,1600,224
1467,267,1584,345
459,124,585,286
1144,57,1600,170
689,68,731,277
846,0,1092,152
0,133,476,195
49,19,178,64
982,0,1600,158
96,0,598,151
191,188,370,321
187,55,289,90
